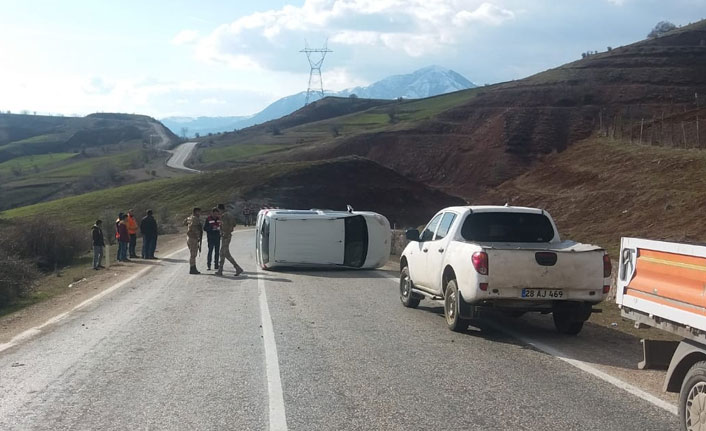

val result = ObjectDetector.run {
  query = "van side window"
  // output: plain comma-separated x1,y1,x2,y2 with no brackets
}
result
434,213,457,240
420,214,442,242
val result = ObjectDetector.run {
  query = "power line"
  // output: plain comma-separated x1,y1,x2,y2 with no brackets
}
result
300,40,332,106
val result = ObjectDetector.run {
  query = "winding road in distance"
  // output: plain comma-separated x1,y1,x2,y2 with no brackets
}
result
166,141,200,173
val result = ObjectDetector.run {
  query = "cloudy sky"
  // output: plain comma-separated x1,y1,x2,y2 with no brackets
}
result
0,0,702,118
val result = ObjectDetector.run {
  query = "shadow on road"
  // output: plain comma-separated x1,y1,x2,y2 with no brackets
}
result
414,305,532,349
270,267,394,280
159,258,188,264
205,272,292,283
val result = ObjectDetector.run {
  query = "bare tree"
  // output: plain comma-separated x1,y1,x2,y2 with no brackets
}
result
180,127,189,139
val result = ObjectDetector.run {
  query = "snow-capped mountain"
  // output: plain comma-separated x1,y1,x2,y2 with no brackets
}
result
162,66,475,137
338,66,475,99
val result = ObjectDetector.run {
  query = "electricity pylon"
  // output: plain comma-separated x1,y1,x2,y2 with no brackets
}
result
300,40,332,105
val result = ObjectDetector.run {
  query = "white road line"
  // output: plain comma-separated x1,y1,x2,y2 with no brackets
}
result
0,246,187,354
497,325,679,416
380,275,678,416
257,270,288,431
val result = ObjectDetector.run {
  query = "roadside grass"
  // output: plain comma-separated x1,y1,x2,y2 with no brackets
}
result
200,144,292,164
0,254,98,318
0,152,77,177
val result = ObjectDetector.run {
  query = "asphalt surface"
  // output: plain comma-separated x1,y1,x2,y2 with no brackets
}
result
166,142,200,173
0,231,680,430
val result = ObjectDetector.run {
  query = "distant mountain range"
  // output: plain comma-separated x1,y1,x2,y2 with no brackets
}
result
162,66,476,137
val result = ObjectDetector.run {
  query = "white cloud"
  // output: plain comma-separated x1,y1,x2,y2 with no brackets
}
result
172,29,200,46
183,0,517,73
453,3,515,26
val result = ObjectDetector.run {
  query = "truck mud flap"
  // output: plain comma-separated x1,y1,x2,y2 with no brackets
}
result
639,339,680,370
459,293,480,320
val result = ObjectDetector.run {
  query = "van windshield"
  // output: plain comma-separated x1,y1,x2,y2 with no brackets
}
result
260,218,270,264
461,212,556,243
344,215,368,267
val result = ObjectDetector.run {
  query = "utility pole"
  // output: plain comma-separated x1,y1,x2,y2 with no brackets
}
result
300,40,332,106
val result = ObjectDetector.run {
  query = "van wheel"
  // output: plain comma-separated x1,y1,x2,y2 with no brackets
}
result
444,279,469,332
680,361,706,431
400,267,420,308
553,312,584,335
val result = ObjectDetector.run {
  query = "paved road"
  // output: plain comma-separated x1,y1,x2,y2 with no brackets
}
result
166,142,200,173
0,231,679,430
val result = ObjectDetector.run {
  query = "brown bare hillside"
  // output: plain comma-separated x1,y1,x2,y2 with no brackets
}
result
477,136,706,256
283,20,706,198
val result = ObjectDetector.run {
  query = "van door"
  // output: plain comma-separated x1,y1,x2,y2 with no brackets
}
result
273,218,345,265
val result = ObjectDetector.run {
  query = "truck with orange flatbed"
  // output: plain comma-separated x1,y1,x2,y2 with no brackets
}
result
617,237,706,431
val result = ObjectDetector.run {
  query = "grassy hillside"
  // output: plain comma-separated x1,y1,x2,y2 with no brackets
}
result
0,112,183,210
1,157,464,229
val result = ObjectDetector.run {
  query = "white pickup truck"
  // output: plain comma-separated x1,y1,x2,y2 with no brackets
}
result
399,206,612,334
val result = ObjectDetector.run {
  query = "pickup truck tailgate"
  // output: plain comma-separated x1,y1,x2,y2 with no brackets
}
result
485,242,605,291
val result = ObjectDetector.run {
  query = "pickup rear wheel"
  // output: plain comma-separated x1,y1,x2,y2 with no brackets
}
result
444,279,469,332
553,312,584,335
400,267,420,308
680,361,706,431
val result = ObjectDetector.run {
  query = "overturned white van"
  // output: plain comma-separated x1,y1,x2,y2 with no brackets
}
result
255,208,391,270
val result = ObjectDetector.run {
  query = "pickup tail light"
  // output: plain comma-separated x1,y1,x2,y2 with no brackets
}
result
472,252,489,275
603,285,611,294
479,283,489,291
603,254,612,278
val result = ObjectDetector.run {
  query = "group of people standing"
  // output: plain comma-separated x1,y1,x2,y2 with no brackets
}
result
90,209,159,270
184,203,244,276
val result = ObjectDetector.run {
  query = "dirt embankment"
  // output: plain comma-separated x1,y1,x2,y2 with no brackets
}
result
477,136,706,256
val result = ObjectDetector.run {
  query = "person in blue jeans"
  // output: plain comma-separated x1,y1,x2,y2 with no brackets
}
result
140,209,159,259
91,220,105,270
203,207,221,270
116,214,130,262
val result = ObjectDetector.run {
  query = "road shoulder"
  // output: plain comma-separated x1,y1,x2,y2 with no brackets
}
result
0,234,186,345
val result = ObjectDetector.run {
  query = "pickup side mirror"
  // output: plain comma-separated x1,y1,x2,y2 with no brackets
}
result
405,229,420,242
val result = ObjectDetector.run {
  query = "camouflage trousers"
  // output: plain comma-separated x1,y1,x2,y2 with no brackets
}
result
219,235,238,269
187,237,199,266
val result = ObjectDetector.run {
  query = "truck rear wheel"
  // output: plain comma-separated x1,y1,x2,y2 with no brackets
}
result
680,361,706,431
553,312,584,335
400,267,420,308
444,279,469,332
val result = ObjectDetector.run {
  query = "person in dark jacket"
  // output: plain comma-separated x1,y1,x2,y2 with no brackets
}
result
117,214,130,262
92,220,105,270
203,207,221,270
140,209,159,259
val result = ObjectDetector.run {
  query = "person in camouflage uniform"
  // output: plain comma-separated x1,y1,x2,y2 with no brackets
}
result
183,207,203,274
216,203,244,276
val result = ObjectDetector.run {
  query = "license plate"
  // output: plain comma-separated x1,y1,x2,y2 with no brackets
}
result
521,288,563,299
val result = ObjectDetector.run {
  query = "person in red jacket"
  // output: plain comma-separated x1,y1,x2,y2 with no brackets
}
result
117,213,131,262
